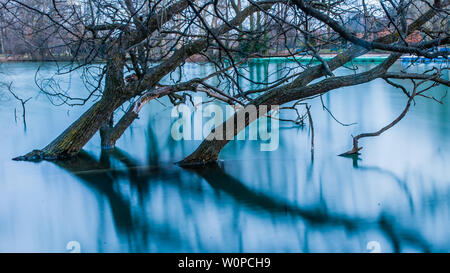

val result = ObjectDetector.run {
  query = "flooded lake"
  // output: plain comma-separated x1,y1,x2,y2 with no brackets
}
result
0,61,449,252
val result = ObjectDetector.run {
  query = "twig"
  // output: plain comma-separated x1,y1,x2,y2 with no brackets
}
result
305,104,314,151
7,83,31,127
340,79,419,156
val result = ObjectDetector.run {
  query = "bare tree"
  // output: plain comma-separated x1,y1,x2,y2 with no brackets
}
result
2,0,448,163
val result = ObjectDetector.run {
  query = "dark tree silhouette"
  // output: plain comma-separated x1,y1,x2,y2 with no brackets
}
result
2,0,447,164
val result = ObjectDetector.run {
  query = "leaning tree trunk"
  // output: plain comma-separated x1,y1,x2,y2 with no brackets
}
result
180,54,401,166
43,97,125,157
180,104,270,166
13,55,127,161
13,95,127,161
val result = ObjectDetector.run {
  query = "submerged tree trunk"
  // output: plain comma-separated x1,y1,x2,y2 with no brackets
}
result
180,106,269,166
180,54,400,166
13,96,127,161
13,55,127,161
43,98,120,158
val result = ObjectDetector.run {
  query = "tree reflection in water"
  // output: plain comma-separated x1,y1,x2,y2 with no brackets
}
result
51,147,439,252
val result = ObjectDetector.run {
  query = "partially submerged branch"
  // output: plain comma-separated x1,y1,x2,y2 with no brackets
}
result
305,104,314,152
340,70,450,156
339,95,414,156
7,83,31,128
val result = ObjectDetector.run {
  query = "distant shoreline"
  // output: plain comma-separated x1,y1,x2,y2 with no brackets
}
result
2,53,445,64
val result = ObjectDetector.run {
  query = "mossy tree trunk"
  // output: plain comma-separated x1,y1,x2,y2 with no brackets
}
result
14,55,128,161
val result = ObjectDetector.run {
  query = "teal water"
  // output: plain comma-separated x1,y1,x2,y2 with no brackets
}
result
0,61,449,252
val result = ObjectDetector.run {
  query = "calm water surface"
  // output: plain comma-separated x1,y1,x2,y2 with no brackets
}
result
0,61,449,252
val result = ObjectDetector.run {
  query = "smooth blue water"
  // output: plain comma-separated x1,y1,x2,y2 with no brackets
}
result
0,61,449,252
